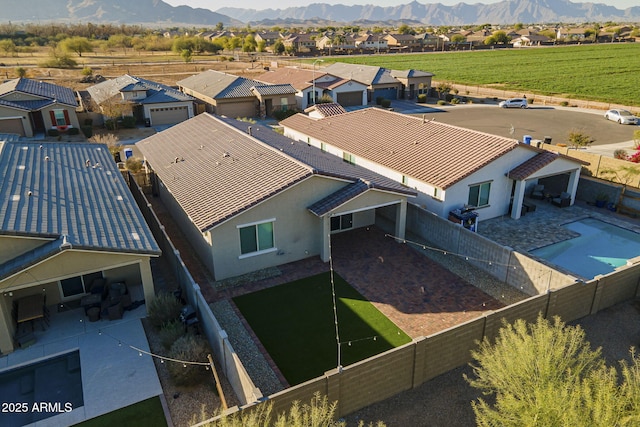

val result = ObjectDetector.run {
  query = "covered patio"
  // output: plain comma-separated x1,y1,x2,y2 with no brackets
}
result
0,284,162,426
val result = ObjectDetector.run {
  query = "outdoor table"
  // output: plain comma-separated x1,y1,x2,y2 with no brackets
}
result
17,294,46,331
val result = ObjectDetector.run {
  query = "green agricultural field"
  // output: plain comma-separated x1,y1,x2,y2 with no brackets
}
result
329,43,640,106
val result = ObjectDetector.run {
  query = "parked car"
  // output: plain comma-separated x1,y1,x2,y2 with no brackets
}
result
604,109,638,125
499,98,528,109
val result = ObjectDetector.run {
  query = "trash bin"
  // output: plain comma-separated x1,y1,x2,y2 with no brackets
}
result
124,148,133,159
523,135,532,145
145,118,151,127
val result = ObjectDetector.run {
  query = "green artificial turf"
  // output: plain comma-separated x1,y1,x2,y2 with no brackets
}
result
233,272,411,385
72,396,167,427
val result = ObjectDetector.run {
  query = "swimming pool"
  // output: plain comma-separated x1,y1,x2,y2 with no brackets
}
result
530,218,640,279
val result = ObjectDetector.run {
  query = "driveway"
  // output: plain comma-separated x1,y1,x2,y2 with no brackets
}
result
411,104,637,150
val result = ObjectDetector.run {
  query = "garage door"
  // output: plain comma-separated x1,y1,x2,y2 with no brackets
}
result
149,106,189,126
337,91,363,107
217,101,256,119
0,118,25,136
373,87,397,100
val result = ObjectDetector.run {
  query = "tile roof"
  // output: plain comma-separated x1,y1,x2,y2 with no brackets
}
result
177,70,264,99
87,75,193,105
390,69,435,78
0,78,77,107
0,141,160,257
507,151,559,180
315,77,351,90
322,63,398,86
250,84,297,96
256,67,323,91
308,180,370,216
281,108,520,189
135,114,314,232
135,113,415,232
304,103,347,117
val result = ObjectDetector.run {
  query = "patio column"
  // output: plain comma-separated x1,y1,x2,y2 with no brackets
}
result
567,169,580,205
0,296,15,353
140,258,155,312
511,180,527,220
320,215,331,262
395,199,407,242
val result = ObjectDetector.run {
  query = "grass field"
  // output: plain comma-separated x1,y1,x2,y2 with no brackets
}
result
329,43,640,106
72,396,167,427
233,272,411,385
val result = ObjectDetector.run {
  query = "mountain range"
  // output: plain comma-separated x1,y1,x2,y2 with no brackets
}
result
2,0,640,26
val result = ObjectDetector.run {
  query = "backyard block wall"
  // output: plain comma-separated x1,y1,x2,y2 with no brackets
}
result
129,172,640,424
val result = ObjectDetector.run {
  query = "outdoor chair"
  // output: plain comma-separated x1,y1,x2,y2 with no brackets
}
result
552,192,571,208
531,184,545,200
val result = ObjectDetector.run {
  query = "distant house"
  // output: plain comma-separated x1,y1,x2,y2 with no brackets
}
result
354,34,388,51
178,70,296,118
136,113,415,280
254,31,283,47
282,33,318,53
384,34,421,51
0,78,80,137
281,108,586,223
256,67,367,109
512,34,552,47
0,141,160,354
85,75,195,127
322,62,433,102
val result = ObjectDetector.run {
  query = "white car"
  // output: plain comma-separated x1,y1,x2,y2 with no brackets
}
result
604,109,637,125
499,98,528,109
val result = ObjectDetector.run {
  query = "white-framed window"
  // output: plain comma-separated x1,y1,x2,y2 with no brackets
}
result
468,182,491,207
343,152,356,165
238,219,276,258
402,175,409,186
331,213,353,232
59,271,103,300
433,187,441,199
320,142,327,152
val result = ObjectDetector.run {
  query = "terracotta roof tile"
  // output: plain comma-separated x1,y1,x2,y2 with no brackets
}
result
281,108,519,189
507,151,559,180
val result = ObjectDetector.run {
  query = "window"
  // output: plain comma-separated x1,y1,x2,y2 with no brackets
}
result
433,187,440,199
238,220,275,256
331,213,353,232
343,152,356,165
59,271,103,300
468,182,491,207
402,175,409,186
52,109,68,126
320,142,327,152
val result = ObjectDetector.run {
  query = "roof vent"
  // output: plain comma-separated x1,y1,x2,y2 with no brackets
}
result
222,152,230,158
44,156,50,161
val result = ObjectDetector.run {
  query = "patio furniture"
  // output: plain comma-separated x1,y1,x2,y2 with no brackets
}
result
531,184,545,200
107,301,124,320
552,192,571,208
100,281,129,320
16,294,47,331
87,306,101,322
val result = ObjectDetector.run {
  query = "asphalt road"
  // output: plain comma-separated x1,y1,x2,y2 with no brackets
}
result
413,104,638,148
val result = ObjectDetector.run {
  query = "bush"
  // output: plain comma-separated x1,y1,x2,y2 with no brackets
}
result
159,320,185,350
126,157,144,173
47,129,59,137
614,149,628,160
444,93,454,102
375,96,384,105
560,101,569,106
104,119,116,130
68,127,79,135
121,115,136,129
148,292,182,329
167,335,209,386
417,94,427,103
81,66,93,76
380,99,391,108
273,108,297,121
451,97,460,104
437,100,446,106
81,125,93,138
84,118,93,126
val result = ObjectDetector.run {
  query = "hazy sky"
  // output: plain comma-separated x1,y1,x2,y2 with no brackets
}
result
163,0,638,12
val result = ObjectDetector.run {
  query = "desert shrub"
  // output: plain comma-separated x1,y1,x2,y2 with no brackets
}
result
273,108,297,121
628,151,640,163
614,149,628,160
104,119,116,130
47,129,59,137
380,99,391,108
148,292,182,329
121,115,136,129
159,319,185,350
437,100,446,105
417,94,427,103
167,335,209,385
125,157,144,173
81,66,93,76
451,97,460,104
560,101,569,106
81,125,93,138
317,94,334,104
68,127,79,135
375,96,384,105
444,93,454,102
